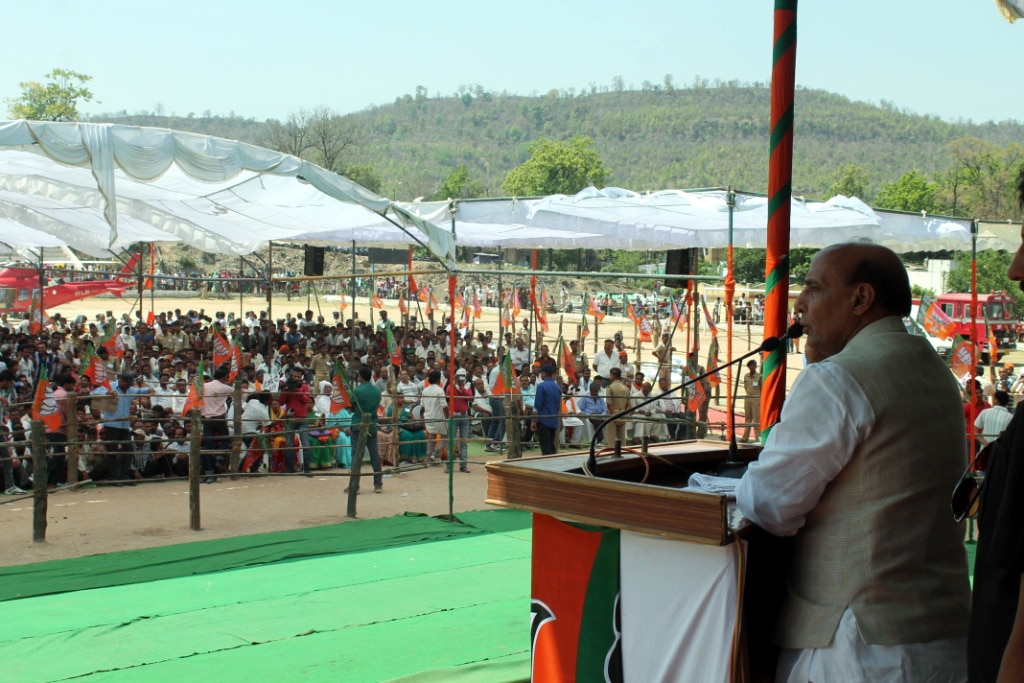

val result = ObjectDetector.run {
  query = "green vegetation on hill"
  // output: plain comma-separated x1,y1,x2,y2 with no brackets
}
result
89,81,1024,222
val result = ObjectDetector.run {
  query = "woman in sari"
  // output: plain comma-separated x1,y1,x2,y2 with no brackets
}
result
313,380,353,468
386,400,428,464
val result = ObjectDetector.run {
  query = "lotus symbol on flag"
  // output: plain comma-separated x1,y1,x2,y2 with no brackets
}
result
38,390,58,418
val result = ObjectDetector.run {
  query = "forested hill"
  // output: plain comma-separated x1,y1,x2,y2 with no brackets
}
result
93,82,1024,203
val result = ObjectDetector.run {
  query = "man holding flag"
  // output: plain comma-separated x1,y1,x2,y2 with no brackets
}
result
97,372,151,484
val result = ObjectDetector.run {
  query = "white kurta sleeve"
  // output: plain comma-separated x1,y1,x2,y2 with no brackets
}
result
735,362,874,536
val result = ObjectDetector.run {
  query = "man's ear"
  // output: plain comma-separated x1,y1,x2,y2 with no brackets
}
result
851,283,876,314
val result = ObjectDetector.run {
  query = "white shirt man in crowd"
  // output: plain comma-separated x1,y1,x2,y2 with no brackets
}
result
593,339,621,379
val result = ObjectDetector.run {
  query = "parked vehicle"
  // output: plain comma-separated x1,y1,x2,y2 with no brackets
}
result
932,291,1019,351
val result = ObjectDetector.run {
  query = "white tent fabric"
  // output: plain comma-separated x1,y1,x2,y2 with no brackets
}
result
0,219,65,260
0,121,978,259
401,188,974,252
0,120,455,261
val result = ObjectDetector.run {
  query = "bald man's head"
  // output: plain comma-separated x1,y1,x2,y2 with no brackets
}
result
829,243,911,318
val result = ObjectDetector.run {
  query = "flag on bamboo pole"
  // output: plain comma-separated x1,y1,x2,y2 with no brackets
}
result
386,326,401,366
182,360,205,415
27,293,48,334
950,336,974,379
512,289,522,319
492,352,520,395
80,346,111,390
407,246,418,294
530,286,549,333
560,338,577,384
104,329,126,360
459,304,471,330
371,294,383,309
987,320,1000,364
706,336,721,387
637,315,654,344
501,305,513,328
398,295,408,315
419,286,429,303
581,308,590,339
472,290,482,318
330,361,352,411
589,295,606,323
916,294,932,328
213,333,232,370
922,299,955,340
454,292,465,313
701,297,719,337
228,338,242,383
625,303,639,327
146,310,155,326
31,366,61,432
428,292,439,315
671,302,687,332
686,367,708,413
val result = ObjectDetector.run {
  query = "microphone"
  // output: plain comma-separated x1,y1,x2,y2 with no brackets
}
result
584,322,804,477
726,321,804,462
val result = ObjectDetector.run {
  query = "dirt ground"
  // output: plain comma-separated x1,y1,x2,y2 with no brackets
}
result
0,458,503,568
0,292,804,568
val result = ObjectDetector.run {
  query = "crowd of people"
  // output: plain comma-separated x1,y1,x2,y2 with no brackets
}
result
0,295,749,496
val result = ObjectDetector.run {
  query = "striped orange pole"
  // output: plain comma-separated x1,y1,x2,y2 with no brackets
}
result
761,0,798,437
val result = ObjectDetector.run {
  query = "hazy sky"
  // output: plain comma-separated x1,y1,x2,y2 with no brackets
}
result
2,1,1022,124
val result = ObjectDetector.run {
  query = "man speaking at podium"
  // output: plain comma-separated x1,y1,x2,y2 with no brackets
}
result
736,243,970,682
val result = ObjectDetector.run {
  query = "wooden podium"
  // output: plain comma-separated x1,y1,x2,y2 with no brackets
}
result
486,441,781,683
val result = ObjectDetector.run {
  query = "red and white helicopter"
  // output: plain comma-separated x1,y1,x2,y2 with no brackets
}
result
0,253,141,315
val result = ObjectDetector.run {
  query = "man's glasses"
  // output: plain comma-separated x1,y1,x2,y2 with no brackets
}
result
951,441,992,524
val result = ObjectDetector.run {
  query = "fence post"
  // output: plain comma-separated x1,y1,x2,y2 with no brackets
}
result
230,379,243,476
189,410,202,530
31,420,47,542
346,421,370,519
66,392,79,487
508,398,521,459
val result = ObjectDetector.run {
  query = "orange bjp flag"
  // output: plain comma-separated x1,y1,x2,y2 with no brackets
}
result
32,367,62,432
371,294,383,309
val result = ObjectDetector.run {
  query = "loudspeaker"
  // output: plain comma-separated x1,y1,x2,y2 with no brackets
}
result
664,248,698,288
304,246,325,276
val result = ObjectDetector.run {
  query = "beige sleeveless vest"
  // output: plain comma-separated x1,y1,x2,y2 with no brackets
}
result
775,317,971,648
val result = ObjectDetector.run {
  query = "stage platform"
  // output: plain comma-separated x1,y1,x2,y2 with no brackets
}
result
0,510,534,683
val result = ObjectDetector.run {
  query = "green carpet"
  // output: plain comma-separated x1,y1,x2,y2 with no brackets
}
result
0,509,533,683
0,512,495,603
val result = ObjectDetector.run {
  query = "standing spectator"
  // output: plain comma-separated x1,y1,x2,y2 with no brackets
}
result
532,365,561,456
279,368,313,475
975,390,1013,447
448,369,473,472
742,360,762,443
97,373,150,485
200,367,234,483
420,370,448,465
348,366,383,494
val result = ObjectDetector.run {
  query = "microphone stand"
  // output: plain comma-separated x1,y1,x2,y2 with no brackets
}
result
585,337,780,477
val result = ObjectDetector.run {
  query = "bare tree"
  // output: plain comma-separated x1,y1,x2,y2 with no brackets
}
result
262,109,315,158
306,106,359,174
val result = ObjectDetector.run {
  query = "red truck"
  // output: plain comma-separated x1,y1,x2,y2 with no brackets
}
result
933,291,1020,351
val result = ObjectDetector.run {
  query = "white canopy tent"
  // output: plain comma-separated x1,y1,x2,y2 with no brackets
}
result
0,120,455,261
398,187,975,253
0,120,981,260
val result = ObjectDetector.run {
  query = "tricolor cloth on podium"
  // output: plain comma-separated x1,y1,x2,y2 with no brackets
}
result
531,513,742,683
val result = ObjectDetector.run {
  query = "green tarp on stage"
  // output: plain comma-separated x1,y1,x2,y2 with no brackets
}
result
0,510,534,683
